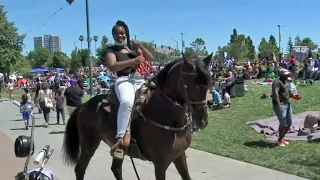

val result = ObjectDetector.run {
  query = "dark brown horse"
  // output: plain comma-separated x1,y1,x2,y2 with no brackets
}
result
62,53,213,180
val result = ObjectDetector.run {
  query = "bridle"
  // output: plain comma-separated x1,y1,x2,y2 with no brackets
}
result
146,59,208,131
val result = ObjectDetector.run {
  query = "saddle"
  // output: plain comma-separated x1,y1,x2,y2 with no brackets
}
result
97,82,154,160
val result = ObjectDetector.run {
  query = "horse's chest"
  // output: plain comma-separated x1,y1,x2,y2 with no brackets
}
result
172,134,191,152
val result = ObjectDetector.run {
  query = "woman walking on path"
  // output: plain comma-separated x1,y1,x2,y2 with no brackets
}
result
37,83,54,127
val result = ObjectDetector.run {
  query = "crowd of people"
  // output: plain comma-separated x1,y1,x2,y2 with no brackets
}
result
0,67,114,130
207,55,319,110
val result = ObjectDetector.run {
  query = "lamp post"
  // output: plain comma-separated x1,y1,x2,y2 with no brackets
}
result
180,32,187,54
67,0,93,97
134,31,144,40
171,37,179,55
277,25,285,53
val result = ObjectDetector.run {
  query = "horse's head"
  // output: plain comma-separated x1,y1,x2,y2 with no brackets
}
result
156,53,213,130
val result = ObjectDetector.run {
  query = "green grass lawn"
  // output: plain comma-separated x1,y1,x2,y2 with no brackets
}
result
3,82,320,179
192,81,320,180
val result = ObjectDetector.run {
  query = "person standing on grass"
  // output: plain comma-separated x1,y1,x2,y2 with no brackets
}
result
64,79,83,115
7,79,14,100
55,89,66,125
272,69,299,147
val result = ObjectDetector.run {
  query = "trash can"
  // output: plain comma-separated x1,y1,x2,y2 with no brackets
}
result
234,80,245,97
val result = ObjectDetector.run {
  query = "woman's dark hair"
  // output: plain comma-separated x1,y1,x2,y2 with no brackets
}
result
21,94,28,103
112,20,131,49
41,83,48,90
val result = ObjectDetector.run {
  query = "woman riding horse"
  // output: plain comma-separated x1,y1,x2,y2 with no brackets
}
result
63,20,213,180
105,20,155,159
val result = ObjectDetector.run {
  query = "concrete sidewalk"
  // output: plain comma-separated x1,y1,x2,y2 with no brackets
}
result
0,98,308,180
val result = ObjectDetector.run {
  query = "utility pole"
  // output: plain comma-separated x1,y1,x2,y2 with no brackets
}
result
277,25,285,52
181,32,187,54
171,37,179,55
67,0,93,97
134,31,144,40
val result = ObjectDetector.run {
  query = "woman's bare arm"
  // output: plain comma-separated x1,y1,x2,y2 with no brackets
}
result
106,52,137,72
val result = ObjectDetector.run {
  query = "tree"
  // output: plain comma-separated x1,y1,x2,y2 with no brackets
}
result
285,36,293,57
230,34,248,60
96,43,113,64
14,56,31,75
299,37,317,50
70,49,82,69
294,35,301,45
222,29,253,60
50,52,70,68
78,49,89,67
184,47,196,58
268,35,278,53
258,37,274,59
190,38,208,56
26,48,51,68
245,36,255,59
93,35,98,51
78,35,84,49
140,41,157,56
230,29,238,44
0,5,26,76
101,35,108,46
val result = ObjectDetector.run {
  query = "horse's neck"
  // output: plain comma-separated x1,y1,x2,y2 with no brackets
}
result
145,89,186,124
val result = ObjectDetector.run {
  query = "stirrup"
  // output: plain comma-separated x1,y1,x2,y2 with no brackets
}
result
110,139,124,159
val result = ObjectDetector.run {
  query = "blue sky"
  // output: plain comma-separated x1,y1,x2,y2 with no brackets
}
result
2,0,319,56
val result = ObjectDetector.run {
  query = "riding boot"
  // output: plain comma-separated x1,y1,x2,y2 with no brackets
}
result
111,138,124,159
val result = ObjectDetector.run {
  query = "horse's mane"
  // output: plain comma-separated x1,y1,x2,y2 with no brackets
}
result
156,56,212,90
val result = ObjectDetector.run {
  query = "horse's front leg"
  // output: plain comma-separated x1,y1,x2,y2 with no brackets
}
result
173,152,191,180
111,158,124,180
154,161,170,180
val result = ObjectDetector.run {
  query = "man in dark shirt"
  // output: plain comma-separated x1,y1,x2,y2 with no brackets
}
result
64,79,83,115
272,69,296,147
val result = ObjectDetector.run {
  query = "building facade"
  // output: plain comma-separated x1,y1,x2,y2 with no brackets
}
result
34,35,61,54
33,37,43,50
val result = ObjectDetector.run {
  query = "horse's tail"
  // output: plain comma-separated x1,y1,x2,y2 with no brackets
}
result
62,105,82,166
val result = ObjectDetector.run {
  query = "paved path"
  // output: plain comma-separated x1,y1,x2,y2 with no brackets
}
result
0,98,308,180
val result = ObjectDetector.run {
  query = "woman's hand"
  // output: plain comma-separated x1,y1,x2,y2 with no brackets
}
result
133,56,145,64
131,40,142,49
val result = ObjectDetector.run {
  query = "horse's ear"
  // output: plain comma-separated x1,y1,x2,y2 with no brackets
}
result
203,53,213,67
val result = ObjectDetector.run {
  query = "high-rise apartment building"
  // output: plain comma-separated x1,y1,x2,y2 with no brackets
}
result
34,34,61,54
33,37,43,50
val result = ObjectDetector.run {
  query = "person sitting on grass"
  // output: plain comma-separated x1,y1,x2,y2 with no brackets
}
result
265,68,276,82
20,94,32,130
210,88,222,108
222,90,231,108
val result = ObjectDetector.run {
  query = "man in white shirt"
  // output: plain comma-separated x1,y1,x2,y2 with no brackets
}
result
307,58,315,79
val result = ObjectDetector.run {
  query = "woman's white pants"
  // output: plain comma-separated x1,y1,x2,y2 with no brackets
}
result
114,76,145,138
